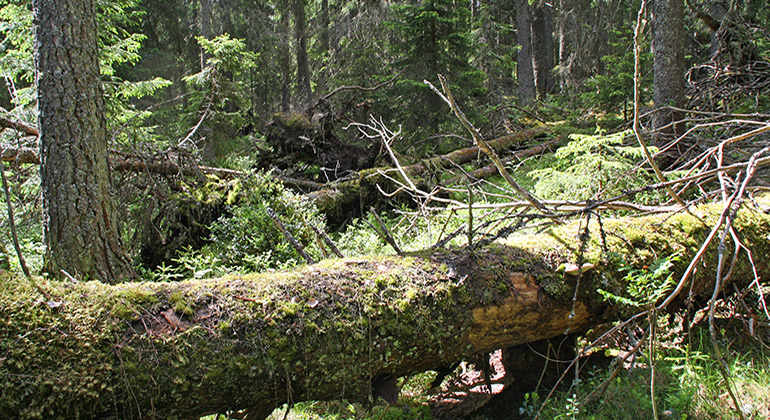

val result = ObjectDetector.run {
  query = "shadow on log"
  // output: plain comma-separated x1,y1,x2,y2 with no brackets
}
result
1,199,768,419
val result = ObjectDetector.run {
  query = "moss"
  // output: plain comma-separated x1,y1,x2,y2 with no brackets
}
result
169,289,194,316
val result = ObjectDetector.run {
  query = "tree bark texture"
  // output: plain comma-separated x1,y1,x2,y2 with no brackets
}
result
33,0,134,283
516,0,536,104
200,0,212,69
294,0,313,110
531,1,555,98
652,0,686,142
279,10,292,113
2,199,768,419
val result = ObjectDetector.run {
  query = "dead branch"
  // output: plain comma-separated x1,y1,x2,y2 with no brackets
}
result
0,112,39,137
425,75,555,217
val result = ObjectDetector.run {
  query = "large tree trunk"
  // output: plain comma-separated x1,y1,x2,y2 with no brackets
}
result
2,199,768,419
652,0,686,162
33,0,134,283
516,0,536,104
531,1,554,98
294,0,313,110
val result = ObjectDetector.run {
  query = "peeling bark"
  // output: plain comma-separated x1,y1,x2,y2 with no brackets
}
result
1,200,768,419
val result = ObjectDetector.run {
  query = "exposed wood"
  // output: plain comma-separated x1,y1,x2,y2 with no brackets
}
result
444,136,565,185
1,199,768,419
308,127,551,222
0,113,39,137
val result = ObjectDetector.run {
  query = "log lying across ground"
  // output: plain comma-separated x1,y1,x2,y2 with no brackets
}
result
2,199,769,419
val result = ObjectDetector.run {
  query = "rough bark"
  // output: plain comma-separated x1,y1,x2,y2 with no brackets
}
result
516,0,536,104
279,10,292,113
1,199,768,419
294,0,312,109
200,0,212,69
530,1,555,98
652,0,687,151
33,0,134,283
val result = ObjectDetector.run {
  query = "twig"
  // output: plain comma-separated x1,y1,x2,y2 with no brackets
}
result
266,207,315,265
0,160,30,277
657,149,766,311
485,103,547,123
311,69,405,111
368,208,404,256
425,75,555,217
309,223,344,258
705,149,765,420
466,182,473,248
178,102,211,148
649,308,659,420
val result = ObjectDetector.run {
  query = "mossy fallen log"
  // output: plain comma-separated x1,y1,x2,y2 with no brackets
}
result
1,200,769,419
309,129,559,224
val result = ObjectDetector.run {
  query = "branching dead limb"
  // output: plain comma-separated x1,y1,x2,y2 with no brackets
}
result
425,76,555,217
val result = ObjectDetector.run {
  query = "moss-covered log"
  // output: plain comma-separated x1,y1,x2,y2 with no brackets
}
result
1,200,769,419
310,129,560,224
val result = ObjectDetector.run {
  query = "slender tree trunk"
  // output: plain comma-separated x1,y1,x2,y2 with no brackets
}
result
200,0,212,70
279,10,292,113
558,0,567,91
294,0,313,109
530,1,554,98
516,0,536,104
33,0,134,283
319,0,330,55
652,0,686,144
220,0,234,36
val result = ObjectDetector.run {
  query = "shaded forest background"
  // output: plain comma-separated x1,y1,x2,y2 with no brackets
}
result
2,0,769,273
1,0,770,419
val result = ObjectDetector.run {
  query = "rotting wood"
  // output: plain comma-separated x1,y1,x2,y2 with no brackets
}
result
1,198,768,419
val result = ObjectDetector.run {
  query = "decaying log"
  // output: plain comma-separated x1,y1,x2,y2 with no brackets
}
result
1,199,768,419
309,128,558,223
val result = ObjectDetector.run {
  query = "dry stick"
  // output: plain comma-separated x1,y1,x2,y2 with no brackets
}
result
352,118,435,242
265,207,315,265
533,311,650,420
424,76,555,217
368,207,404,256
706,151,765,420
466,182,474,248
178,102,211,148
0,160,30,277
309,223,344,258
583,325,652,404
631,2,686,208
649,308,659,420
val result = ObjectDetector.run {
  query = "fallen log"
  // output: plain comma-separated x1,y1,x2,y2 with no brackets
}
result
309,129,560,223
1,199,768,419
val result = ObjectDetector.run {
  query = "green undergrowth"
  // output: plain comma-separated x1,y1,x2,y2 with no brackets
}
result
521,322,770,420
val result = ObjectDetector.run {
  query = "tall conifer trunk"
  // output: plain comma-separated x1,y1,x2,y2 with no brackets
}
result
652,0,687,159
33,0,134,283
294,0,312,109
516,0,536,104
